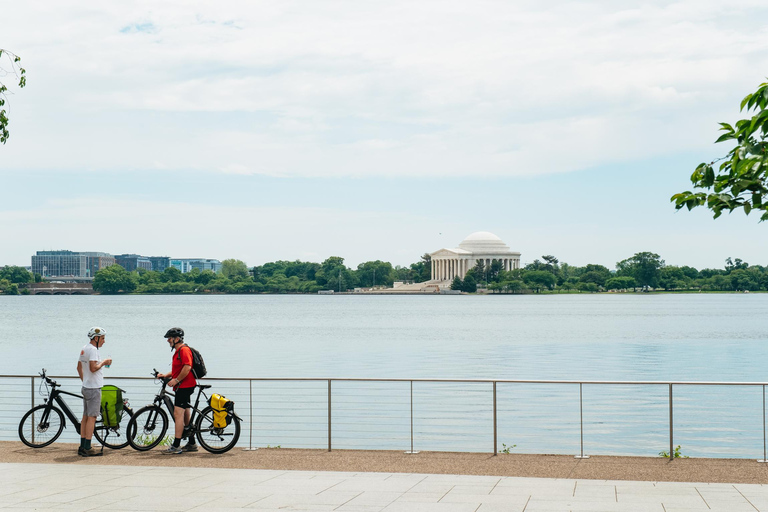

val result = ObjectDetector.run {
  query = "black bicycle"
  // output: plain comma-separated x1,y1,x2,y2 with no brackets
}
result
126,369,241,453
18,369,134,449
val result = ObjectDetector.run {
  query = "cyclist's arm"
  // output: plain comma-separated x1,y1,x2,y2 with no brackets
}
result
89,360,105,372
77,361,83,381
172,365,191,386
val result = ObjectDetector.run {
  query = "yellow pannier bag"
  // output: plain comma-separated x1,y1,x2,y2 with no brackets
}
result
209,393,233,429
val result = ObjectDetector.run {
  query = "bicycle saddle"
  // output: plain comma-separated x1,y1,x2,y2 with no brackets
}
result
198,384,212,389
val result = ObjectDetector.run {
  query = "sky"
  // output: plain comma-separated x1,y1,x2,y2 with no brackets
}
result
2,1,768,270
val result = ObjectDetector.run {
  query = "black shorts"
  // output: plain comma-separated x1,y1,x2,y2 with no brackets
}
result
174,387,194,409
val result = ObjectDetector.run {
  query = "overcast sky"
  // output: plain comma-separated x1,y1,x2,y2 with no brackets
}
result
2,1,768,270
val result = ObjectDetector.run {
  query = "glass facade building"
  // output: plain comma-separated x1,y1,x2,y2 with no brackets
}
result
115,254,153,272
31,251,116,279
170,258,222,273
148,256,171,273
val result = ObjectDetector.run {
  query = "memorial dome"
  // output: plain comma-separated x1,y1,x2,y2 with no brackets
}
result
458,231,511,254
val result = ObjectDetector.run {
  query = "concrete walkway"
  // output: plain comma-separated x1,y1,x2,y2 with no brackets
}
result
2,462,768,512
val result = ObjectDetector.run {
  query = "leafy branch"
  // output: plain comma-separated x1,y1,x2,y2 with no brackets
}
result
0,49,27,144
671,81,768,221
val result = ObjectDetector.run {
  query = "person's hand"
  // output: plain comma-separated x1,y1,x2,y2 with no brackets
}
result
157,372,167,379
102,358,113,367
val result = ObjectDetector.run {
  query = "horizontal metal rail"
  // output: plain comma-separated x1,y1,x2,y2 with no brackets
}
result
5,375,768,385
3,374,768,460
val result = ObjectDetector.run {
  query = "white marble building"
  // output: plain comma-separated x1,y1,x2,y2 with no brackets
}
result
430,231,521,282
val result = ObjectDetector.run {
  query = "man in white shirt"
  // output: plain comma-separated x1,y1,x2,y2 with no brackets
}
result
76,327,112,457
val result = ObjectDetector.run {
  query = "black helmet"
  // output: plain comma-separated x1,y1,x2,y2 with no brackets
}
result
164,327,184,339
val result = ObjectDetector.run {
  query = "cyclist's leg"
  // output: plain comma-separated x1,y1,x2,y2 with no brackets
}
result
80,387,101,454
170,387,194,449
183,408,195,445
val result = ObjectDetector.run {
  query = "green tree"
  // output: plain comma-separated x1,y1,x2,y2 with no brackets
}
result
162,266,183,282
672,81,768,220
461,274,477,293
524,270,556,292
357,260,395,287
605,276,637,291
502,279,525,293
316,256,357,291
450,276,463,290
222,259,249,280
0,49,26,144
616,252,664,289
0,265,33,284
93,265,136,294
659,266,689,290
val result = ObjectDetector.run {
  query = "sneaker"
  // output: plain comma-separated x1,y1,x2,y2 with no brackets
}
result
79,447,103,457
161,446,183,455
181,443,198,452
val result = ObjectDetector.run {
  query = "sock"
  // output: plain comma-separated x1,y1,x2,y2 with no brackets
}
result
80,438,85,449
173,438,181,448
84,439,91,450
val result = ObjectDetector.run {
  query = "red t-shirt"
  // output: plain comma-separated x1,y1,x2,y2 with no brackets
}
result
172,345,197,389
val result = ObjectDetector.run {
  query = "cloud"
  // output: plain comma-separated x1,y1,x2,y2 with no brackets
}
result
2,1,768,177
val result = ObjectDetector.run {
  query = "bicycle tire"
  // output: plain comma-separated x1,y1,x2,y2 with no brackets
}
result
18,404,65,448
195,405,241,454
94,407,135,449
126,405,169,451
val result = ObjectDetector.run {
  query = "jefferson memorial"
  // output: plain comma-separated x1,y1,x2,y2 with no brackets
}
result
430,231,521,283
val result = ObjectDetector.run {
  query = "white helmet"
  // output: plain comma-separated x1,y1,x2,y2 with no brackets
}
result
88,327,106,339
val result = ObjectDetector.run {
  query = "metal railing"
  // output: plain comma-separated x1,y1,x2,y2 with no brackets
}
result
2,374,768,460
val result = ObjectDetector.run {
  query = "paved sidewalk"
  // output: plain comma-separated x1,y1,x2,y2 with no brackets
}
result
2,462,768,512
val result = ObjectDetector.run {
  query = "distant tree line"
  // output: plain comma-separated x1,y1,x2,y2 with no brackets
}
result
0,266,41,295
87,255,433,294
3,251,768,295
451,252,768,294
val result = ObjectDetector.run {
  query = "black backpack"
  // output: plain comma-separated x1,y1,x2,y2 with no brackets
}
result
177,344,207,379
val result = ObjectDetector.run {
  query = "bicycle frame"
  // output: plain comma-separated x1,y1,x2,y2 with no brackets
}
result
34,373,133,442
42,388,85,435
151,379,209,429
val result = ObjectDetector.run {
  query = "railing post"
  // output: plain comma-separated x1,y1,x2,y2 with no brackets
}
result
575,382,589,459
493,381,497,456
669,383,674,460
30,376,35,444
405,380,419,454
328,379,332,452
243,379,258,451
757,384,768,462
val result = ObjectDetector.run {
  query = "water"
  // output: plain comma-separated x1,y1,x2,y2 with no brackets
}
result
1,293,766,457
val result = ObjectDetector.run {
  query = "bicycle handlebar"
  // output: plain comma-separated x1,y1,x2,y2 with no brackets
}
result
152,368,171,385
39,368,58,387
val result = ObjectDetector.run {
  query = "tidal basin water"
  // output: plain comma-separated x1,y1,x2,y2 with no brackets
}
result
1,293,766,457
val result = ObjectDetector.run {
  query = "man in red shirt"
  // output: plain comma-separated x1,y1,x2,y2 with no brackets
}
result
158,327,198,454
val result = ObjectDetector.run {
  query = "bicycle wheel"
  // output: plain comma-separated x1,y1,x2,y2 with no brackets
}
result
126,406,169,451
18,404,65,448
94,407,135,449
195,406,241,454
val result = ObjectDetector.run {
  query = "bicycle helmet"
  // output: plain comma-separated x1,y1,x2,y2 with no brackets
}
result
87,326,106,339
164,327,184,339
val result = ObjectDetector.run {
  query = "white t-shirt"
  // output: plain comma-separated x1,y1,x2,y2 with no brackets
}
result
78,343,103,389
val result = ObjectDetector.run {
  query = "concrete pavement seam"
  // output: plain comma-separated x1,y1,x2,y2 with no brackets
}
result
732,484,761,512
694,486,711,509
332,491,363,510
437,485,455,503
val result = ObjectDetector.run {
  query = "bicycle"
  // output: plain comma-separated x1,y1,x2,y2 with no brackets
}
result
18,369,135,450
126,369,241,453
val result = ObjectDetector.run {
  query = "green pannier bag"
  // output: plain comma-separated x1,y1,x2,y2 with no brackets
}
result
100,385,124,428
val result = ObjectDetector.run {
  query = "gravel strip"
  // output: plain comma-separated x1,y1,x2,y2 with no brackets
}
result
3,441,768,483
